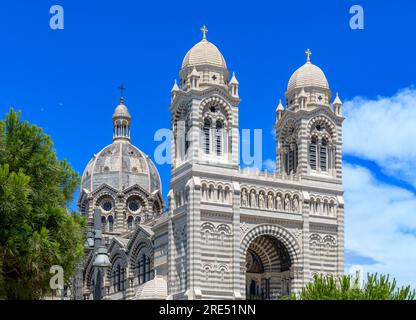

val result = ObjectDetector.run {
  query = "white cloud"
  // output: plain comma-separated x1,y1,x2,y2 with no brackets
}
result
344,163,416,288
343,87,416,186
263,88,416,288
270,127,276,140
263,158,276,171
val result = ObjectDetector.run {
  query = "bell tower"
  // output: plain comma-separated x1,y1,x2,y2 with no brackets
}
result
275,49,344,181
169,26,240,169
167,26,241,299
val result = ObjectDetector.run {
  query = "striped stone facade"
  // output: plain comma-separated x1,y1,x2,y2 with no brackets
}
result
165,33,344,300
78,29,344,300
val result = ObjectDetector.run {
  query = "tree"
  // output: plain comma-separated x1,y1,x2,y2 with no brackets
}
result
288,273,415,300
0,108,86,299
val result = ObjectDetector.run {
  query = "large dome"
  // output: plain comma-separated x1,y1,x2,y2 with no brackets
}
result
287,61,329,92
81,141,161,194
182,39,227,69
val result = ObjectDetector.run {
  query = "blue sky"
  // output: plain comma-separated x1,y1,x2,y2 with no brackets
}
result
1,1,416,288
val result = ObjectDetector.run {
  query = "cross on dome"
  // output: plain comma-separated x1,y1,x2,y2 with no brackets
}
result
305,48,312,62
200,25,208,39
118,84,125,96
118,84,126,104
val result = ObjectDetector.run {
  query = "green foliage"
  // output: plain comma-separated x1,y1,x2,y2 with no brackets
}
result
0,108,86,299
287,273,415,300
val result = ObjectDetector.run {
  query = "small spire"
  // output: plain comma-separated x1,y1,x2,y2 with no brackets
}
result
171,79,179,92
190,66,200,77
200,25,208,40
276,99,284,111
333,92,343,105
299,87,308,98
305,48,312,62
230,72,239,85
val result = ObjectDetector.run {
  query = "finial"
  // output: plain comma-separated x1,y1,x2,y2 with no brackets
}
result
334,91,343,105
230,72,239,85
191,66,199,76
305,48,312,62
277,99,284,112
171,79,179,92
118,84,126,104
200,25,208,40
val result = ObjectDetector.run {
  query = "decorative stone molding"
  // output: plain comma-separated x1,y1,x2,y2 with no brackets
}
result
240,187,302,213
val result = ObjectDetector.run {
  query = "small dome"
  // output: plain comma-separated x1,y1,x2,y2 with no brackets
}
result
113,99,131,119
182,39,227,69
287,62,329,92
81,142,162,194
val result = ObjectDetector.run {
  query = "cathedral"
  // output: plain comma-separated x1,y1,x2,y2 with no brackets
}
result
77,26,345,300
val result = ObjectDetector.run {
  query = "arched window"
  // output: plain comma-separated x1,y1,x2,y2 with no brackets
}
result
185,117,190,155
215,120,223,156
135,216,141,227
137,260,142,285
208,185,214,201
203,119,211,154
286,143,298,174
101,216,106,232
145,256,151,282
137,254,152,285
112,264,125,292
310,198,315,213
201,184,207,201
127,216,133,230
281,122,298,174
224,187,230,203
108,216,114,233
309,137,317,170
320,139,328,171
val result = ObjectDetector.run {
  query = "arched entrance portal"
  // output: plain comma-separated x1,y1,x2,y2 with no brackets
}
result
245,235,292,300
241,224,301,300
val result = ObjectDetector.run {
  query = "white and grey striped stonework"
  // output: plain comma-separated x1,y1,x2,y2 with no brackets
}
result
77,40,345,300
164,66,345,299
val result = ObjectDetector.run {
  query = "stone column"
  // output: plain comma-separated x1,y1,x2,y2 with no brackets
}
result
299,192,311,293
126,267,135,300
298,119,309,176
231,181,243,299
185,178,202,299
337,198,345,277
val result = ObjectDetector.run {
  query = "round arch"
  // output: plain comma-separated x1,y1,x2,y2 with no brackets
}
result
307,115,337,140
199,95,233,125
240,224,302,299
241,224,301,264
